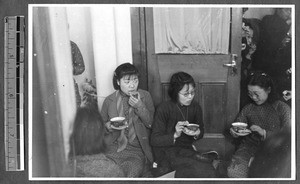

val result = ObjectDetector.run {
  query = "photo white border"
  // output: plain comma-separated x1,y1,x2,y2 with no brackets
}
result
28,3,296,181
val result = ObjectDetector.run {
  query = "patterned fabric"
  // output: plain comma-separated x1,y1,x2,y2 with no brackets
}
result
116,91,127,152
80,79,98,109
101,89,155,177
227,144,256,178
115,91,138,152
71,41,85,76
120,93,137,143
227,100,291,178
101,89,154,163
236,100,290,140
127,108,136,143
74,79,81,107
70,41,85,108
73,153,125,177
106,143,145,177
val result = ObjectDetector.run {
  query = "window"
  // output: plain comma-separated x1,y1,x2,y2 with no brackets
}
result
153,7,230,54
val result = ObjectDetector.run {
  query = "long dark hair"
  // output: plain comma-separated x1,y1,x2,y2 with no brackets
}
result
113,63,140,90
249,126,291,178
70,107,106,156
168,72,195,102
247,71,279,103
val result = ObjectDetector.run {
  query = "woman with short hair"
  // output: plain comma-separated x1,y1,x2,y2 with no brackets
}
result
226,71,291,178
151,71,216,178
101,63,155,177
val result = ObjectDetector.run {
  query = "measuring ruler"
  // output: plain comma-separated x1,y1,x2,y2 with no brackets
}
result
4,16,25,171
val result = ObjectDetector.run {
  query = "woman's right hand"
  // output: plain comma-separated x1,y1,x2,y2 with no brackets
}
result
174,121,189,138
229,127,239,138
105,121,113,132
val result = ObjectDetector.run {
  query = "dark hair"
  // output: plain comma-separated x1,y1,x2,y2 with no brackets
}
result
70,107,106,156
275,8,291,20
168,72,195,102
113,63,140,90
247,71,279,103
249,127,291,178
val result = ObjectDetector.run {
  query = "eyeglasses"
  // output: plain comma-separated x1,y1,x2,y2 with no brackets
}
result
179,91,196,97
247,92,260,98
122,78,139,84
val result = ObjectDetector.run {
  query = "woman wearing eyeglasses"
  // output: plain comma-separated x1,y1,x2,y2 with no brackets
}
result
224,71,291,178
151,72,217,178
100,63,155,177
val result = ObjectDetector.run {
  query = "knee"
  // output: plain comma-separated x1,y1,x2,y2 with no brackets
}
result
227,159,249,178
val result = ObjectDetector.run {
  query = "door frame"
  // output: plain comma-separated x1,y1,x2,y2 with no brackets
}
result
226,7,243,129
131,7,242,128
131,6,242,159
131,7,148,91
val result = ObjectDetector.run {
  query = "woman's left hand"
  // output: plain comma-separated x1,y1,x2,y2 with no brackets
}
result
250,125,265,136
129,92,143,108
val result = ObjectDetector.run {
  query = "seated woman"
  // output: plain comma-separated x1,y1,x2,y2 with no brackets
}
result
226,71,291,178
100,63,155,177
69,107,125,177
151,72,216,178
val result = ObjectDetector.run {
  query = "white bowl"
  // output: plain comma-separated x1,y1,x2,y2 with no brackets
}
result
110,117,127,130
185,124,199,131
232,122,248,132
232,122,247,128
110,117,125,122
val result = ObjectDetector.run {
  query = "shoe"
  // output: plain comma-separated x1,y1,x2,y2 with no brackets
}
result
201,150,219,160
151,166,173,177
194,151,219,163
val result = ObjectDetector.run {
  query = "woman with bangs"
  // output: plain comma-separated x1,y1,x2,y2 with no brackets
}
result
151,71,216,178
100,63,155,177
224,71,291,178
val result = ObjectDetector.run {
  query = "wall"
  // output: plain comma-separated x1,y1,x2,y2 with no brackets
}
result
0,1,299,183
66,6,133,110
67,7,96,97
244,8,275,19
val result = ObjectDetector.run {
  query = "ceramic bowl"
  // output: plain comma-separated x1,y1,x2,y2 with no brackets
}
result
185,124,199,131
110,117,126,127
232,122,248,131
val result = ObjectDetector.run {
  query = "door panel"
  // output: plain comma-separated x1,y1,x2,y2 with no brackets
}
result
132,7,242,158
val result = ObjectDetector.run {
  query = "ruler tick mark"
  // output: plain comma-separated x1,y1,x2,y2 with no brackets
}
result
5,15,25,171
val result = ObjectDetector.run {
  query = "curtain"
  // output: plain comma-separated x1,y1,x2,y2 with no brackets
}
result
32,6,133,176
153,7,230,54
32,7,76,175
90,6,133,110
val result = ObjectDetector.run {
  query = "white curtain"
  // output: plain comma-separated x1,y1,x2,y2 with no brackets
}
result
32,7,77,162
90,6,133,110
153,7,230,54
32,6,133,168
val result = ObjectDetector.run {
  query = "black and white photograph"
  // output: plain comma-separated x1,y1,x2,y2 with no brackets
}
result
29,4,295,180
0,1,298,183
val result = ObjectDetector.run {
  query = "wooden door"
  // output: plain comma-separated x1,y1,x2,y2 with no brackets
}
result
131,7,242,158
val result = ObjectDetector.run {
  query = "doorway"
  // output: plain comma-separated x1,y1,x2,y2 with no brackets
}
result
132,7,243,158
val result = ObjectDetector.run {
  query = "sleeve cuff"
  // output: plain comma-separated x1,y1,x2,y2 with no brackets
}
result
135,104,146,113
174,132,179,144
262,129,266,140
